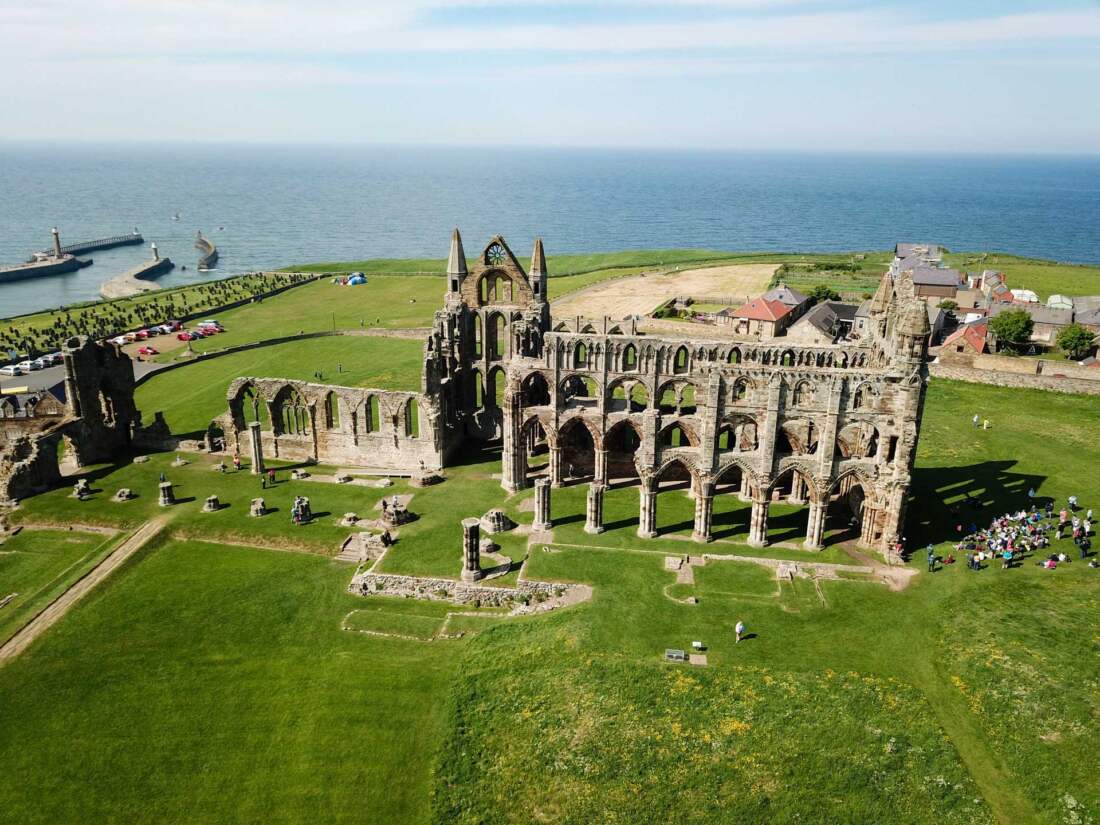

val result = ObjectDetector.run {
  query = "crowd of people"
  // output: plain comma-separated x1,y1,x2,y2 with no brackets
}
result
924,494,1096,573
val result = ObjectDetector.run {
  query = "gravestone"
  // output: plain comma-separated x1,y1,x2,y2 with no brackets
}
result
158,481,175,507
72,478,90,499
202,495,221,512
113,488,134,502
250,497,267,517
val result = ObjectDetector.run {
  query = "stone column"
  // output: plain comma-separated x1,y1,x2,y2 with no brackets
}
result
789,473,806,505
461,518,482,582
158,481,175,507
748,498,769,546
692,485,714,543
533,477,552,532
860,506,878,548
638,483,657,538
585,483,605,534
804,498,826,550
738,474,751,502
594,448,608,485
248,421,264,475
549,445,563,487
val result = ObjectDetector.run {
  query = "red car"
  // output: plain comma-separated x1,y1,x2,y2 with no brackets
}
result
138,346,158,356
176,331,193,341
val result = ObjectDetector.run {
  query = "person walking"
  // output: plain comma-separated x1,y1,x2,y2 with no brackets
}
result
233,453,241,472
267,468,276,487
926,544,937,573
972,414,980,428
735,619,746,644
261,473,266,490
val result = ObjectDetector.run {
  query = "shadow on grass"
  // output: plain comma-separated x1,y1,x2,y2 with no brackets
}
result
909,460,1047,545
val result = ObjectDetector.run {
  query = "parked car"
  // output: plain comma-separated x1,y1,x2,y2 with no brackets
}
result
164,320,182,331
17,360,41,372
0,365,23,377
110,336,128,345
177,332,192,341
137,329,153,338
32,357,50,369
138,346,158,356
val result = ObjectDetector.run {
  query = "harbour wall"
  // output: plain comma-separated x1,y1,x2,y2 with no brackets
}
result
99,258,175,299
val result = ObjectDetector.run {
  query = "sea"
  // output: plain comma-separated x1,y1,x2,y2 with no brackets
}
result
1,143,1099,319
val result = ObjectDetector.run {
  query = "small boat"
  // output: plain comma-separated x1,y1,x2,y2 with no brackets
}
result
172,212,181,221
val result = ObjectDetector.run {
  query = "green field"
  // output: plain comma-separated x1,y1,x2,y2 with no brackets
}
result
0,528,117,644
1,378,1098,823
135,335,424,436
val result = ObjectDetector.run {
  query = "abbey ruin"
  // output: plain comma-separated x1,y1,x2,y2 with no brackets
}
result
219,232,930,553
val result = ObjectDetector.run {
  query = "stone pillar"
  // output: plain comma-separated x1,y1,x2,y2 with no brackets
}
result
500,388,523,493
692,485,714,543
533,477,552,532
585,483,606,534
748,498,769,546
526,425,538,453
860,506,878,548
638,483,657,538
158,481,175,507
461,517,482,582
549,445,563,487
51,227,62,257
804,498,826,550
248,421,264,475
738,474,751,502
789,473,806,505
594,448,608,485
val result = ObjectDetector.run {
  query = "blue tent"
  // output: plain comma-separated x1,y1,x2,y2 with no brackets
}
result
348,274,367,286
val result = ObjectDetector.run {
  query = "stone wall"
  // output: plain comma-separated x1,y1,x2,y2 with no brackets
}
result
349,570,567,607
929,362,1100,396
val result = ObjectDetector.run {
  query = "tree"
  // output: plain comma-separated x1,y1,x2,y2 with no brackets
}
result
806,284,840,305
988,309,1033,352
1056,323,1096,360
937,299,958,311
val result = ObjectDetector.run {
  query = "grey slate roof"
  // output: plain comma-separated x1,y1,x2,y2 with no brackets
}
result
761,285,808,307
988,303,1073,326
910,267,962,287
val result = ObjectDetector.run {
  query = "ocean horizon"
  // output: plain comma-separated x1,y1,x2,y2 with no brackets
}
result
2,143,1099,318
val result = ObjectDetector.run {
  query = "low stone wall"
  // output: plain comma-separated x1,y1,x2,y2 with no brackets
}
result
350,570,566,608
930,362,1100,396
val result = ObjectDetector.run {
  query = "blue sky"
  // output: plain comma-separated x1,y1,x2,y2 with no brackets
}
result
0,0,1098,151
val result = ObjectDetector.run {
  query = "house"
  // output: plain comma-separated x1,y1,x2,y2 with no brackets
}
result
891,243,943,276
970,269,1005,291
926,304,947,344
760,284,811,322
988,303,1074,345
1075,307,1100,333
785,301,857,345
1047,294,1074,311
910,267,964,299
723,297,793,338
953,287,988,312
939,320,989,361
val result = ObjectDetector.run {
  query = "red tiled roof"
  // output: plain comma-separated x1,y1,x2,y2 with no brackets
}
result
732,297,791,322
942,321,988,353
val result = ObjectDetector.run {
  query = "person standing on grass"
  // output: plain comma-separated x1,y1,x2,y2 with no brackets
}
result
735,620,746,644
927,544,937,573
972,414,980,428
268,468,276,486
233,453,241,472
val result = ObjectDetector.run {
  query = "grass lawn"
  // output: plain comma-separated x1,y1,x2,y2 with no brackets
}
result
0,528,118,644
136,335,424,435
0,538,460,824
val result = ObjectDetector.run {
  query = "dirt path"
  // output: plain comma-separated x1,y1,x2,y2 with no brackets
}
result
552,263,777,319
0,517,167,665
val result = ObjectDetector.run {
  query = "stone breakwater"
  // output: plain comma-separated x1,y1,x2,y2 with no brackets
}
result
99,257,175,299
349,570,590,615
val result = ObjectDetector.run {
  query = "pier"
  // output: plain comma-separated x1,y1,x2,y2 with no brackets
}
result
196,232,218,271
58,231,144,257
0,255,89,284
99,246,175,299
